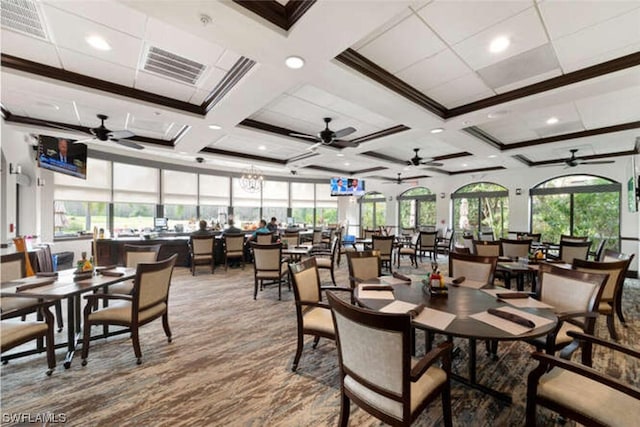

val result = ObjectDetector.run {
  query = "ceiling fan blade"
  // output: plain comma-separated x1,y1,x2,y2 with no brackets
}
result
332,139,359,148
333,126,356,139
73,137,95,144
306,142,322,151
113,139,144,150
109,130,135,139
421,161,444,167
404,175,430,180
580,160,615,165
289,132,317,140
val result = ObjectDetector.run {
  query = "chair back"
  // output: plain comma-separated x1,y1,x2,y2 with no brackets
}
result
224,234,245,253
591,239,607,261
327,291,412,422
479,230,495,241
537,264,607,326
289,258,322,307
560,235,588,243
0,252,25,281
372,235,394,259
363,229,376,239
190,235,214,255
500,238,531,258
124,244,161,268
256,232,274,245
572,256,633,303
133,254,177,312
521,233,541,242
252,242,283,271
559,240,591,263
448,252,497,284
601,249,632,262
281,233,300,247
419,231,437,249
35,244,54,272
462,234,474,254
473,240,500,257
347,251,381,288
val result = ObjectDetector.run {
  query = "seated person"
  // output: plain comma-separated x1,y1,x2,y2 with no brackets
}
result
248,219,270,241
266,217,279,233
191,220,213,236
223,219,242,235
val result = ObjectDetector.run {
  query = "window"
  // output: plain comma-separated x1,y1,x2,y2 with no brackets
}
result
315,183,337,227
262,180,288,226
452,182,508,239
163,170,197,231
113,163,158,234
232,178,261,228
531,175,620,250
54,201,108,236
360,192,386,231
199,174,230,227
291,182,315,226
398,187,436,230
113,203,156,235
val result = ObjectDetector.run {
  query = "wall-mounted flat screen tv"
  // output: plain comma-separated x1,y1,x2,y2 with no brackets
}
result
330,177,365,196
37,135,87,180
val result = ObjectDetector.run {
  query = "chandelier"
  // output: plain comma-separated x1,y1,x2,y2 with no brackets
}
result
239,165,264,193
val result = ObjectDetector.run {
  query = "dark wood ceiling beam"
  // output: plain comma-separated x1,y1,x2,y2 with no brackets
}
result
238,118,319,145
200,146,288,165
302,164,387,175
348,124,410,144
233,0,316,31
517,142,640,167
448,166,505,175
202,57,256,113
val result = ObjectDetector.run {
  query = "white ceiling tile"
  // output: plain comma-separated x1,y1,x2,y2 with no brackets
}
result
144,17,225,67
291,85,342,108
128,114,176,138
451,8,549,70
477,122,539,144
493,68,562,94
41,4,144,68
426,73,494,108
351,7,413,51
197,66,227,92
561,42,640,73
539,1,639,40
396,48,471,93
58,47,136,87
44,0,148,38
358,14,446,74
0,29,61,67
2,89,77,123
74,107,128,129
189,89,210,105
418,0,531,45
553,8,640,71
216,50,242,71
575,86,640,129
134,71,197,102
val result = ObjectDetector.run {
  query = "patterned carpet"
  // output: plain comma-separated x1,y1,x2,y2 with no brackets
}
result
1,257,638,426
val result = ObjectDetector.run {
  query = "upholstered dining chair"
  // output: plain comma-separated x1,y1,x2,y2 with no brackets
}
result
436,229,454,256
189,235,214,275
1,296,57,375
81,254,177,365
526,264,607,364
526,331,640,427
557,240,591,264
572,255,634,340
560,235,589,243
223,234,246,271
346,251,381,289
251,242,288,300
397,233,419,268
473,240,501,257
601,249,634,327
256,232,274,245
478,229,495,241
312,231,341,285
461,234,474,254
326,291,453,427
500,238,532,259
448,252,498,284
417,231,438,261
108,244,161,295
288,257,352,372
280,232,300,248
372,235,395,273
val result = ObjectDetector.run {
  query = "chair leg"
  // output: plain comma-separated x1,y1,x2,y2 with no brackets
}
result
330,267,336,285
292,330,304,372
55,301,64,332
253,278,258,300
81,303,93,366
606,314,618,340
338,393,350,427
312,336,320,349
278,278,282,301
131,327,142,365
442,381,453,427
162,313,172,343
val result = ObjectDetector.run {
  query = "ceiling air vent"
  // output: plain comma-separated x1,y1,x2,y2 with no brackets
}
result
1,0,48,40
143,46,206,85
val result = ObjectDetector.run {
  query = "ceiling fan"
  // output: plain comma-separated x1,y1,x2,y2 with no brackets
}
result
563,148,615,168
407,148,443,167
74,114,143,150
382,173,428,185
289,117,358,149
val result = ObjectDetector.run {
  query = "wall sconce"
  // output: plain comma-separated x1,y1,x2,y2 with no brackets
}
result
440,192,446,199
9,163,22,175
515,188,522,195
37,177,46,187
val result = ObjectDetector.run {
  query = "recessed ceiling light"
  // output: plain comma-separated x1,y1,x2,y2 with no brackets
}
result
208,124,222,130
285,56,305,69
489,36,510,53
85,35,111,51
488,154,497,158
403,167,410,171
487,110,509,119
462,163,468,167
546,117,559,125
430,127,444,134
258,145,266,151
35,101,59,110
336,153,344,157
344,162,350,166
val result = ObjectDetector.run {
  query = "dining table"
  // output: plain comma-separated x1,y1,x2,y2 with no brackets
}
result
355,276,557,403
1,266,135,368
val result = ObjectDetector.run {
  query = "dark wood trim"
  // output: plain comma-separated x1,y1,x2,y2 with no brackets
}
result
0,103,10,120
172,125,191,145
462,127,503,149
335,49,447,118
202,57,256,113
302,164,387,175
620,237,640,242
3,114,174,147
514,144,640,167
348,125,410,144
233,0,316,31
200,146,288,165
353,166,388,175
433,151,473,161
448,51,640,117
1,54,203,115
448,166,506,175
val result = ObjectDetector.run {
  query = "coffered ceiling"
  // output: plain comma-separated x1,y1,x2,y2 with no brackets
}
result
1,0,639,182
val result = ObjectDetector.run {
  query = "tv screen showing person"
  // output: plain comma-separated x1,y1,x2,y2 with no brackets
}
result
331,177,347,194
37,135,87,179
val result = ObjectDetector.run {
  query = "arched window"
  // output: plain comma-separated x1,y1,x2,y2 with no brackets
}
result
530,175,620,250
398,187,435,230
452,182,508,238
360,192,386,231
